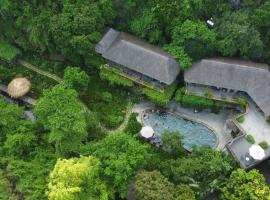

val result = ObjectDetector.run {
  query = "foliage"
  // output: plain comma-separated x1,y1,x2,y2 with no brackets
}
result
246,134,255,144
142,82,177,107
170,20,217,60
259,141,268,149
81,133,152,198
160,131,186,158
63,67,89,91
99,65,134,87
215,10,264,59
134,170,195,200
124,113,142,135
49,1,106,59
267,117,270,125
175,89,215,110
0,40,20,62
47,156,110,200
163,44,192,70
100,91,113,103
0,97,23,136
237,96,247,108
159,147,236,198
0,170,17,200
130,8,164,44
221,169,270,200
34,84,87,155
81,69,128,129
236,115,245,123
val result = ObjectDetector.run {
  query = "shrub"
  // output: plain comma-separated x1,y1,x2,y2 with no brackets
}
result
101,91,113,102
142,82,177,107
259,141,268,149
266,117,270,125
63,67,90,91
204,89,213,98
0,40,20,62
99,65,133,87
237,96,247,108
236,115,245,123
246,134,255,144
124,113,142,135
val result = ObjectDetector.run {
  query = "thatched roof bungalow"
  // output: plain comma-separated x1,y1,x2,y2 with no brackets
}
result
184,58,270,116
96,28,180,85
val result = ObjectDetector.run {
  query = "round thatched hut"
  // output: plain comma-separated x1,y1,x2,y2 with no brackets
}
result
7,77,31,98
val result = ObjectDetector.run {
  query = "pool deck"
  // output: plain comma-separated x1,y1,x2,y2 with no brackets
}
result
133,101,234,150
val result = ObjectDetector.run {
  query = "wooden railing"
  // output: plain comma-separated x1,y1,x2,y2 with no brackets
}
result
102,64,165,93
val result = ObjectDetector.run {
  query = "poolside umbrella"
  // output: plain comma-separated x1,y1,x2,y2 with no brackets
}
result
140,126,154,139
249,145,265,160
7,77,31,98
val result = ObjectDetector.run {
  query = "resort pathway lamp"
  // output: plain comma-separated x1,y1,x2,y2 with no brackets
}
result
249,145,265,160
7,77,31,98
140,126,154,139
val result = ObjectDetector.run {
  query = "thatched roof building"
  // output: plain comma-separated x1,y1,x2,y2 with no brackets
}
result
184,58,270,116
7,77,31,98
96,28,180,85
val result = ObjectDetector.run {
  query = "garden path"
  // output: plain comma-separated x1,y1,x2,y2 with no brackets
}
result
18,59,62,83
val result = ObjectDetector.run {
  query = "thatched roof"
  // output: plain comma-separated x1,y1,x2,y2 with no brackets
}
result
96,28,180,85
184,58,270,116
7,77,31,98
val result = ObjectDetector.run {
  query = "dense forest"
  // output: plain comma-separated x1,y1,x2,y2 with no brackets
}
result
1,0,270,200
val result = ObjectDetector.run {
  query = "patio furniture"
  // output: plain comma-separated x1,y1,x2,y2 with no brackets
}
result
140,126,154,139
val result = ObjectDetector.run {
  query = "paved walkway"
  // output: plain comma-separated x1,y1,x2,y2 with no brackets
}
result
133,101,233,150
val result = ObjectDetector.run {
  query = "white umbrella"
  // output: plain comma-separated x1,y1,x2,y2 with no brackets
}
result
249,145,265,160
140,126,154,139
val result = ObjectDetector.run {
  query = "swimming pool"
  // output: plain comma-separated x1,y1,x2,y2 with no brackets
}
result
142,110,217,150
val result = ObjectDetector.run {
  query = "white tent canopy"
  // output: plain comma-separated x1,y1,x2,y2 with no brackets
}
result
140,126,154,139
249,145,265,160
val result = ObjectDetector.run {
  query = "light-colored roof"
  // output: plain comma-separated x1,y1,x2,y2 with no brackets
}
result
96,28,180,85
184,58,270,116
7,77,31,98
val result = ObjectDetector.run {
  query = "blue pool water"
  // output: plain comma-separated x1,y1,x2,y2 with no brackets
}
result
142,111,217,150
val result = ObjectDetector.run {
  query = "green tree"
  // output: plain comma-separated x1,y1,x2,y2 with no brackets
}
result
82,133,152,198
170,19,217,60
63,67,89,91
130,8,164,44
161,131,186,158
47,156,110,200
4,121,39,159
163,44,192,70
50,1,105,60
216,10,264,59
160,147,236,198
0,97,23,137
134,170,195,200
221,169,270,200
34,84,87,156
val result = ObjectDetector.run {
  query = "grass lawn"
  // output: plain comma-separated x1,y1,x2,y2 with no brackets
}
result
0,63,57,99
80,68,129,129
